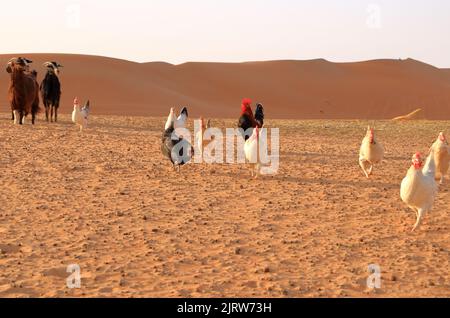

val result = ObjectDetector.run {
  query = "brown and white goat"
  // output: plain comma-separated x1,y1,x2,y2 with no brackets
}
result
6,57,40,124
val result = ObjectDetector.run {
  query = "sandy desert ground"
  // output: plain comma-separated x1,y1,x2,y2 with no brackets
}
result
0,112,449,298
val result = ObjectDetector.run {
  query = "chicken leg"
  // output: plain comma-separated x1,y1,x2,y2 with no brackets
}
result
412,208,426,232
368,165,374,176
359,159,372,178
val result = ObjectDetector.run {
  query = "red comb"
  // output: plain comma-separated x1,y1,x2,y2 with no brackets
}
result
242,98,252,106
412,152,421,161
412,152,423,168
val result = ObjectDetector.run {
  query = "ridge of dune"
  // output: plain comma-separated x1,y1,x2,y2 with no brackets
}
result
1,53,450,119
392,108,425,121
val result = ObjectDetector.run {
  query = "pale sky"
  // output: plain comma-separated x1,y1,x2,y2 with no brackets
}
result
0,0,449,67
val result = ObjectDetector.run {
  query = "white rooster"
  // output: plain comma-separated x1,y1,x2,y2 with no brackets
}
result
400,152,438,231
429,132,450,185
359,126,384,178
244,126,262,178
72,97,90,132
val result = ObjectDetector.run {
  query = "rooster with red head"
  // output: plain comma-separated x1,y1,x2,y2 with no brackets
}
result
238,98,263,141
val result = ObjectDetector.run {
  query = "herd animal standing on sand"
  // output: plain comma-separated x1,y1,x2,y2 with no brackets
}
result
6,57,40,125
5,56,89,129
40,61,62,122
4,57,450,231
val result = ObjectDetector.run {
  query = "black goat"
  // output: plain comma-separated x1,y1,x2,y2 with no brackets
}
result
40,62,62,122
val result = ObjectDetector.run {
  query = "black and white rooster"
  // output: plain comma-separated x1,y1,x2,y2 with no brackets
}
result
238,99,264,141
161,107,193,171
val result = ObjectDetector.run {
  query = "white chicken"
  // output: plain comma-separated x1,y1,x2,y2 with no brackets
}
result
71,97,90,132
244,126,262,178
359,126,384,178
400,152,438,231
429,132,450,185
164,107,176,131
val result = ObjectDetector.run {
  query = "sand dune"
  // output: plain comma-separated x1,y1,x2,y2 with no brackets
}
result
1,113,449,297
1,54,450,119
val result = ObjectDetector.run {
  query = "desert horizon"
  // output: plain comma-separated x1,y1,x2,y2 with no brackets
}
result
2,53,450,120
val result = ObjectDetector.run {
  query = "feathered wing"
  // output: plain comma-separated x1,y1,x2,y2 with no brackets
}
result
238,115,254,141
400,168,420,206
161,137,175,163
358,137,373,177
400,176,410,207
359,137,368,160
71,108,77,123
